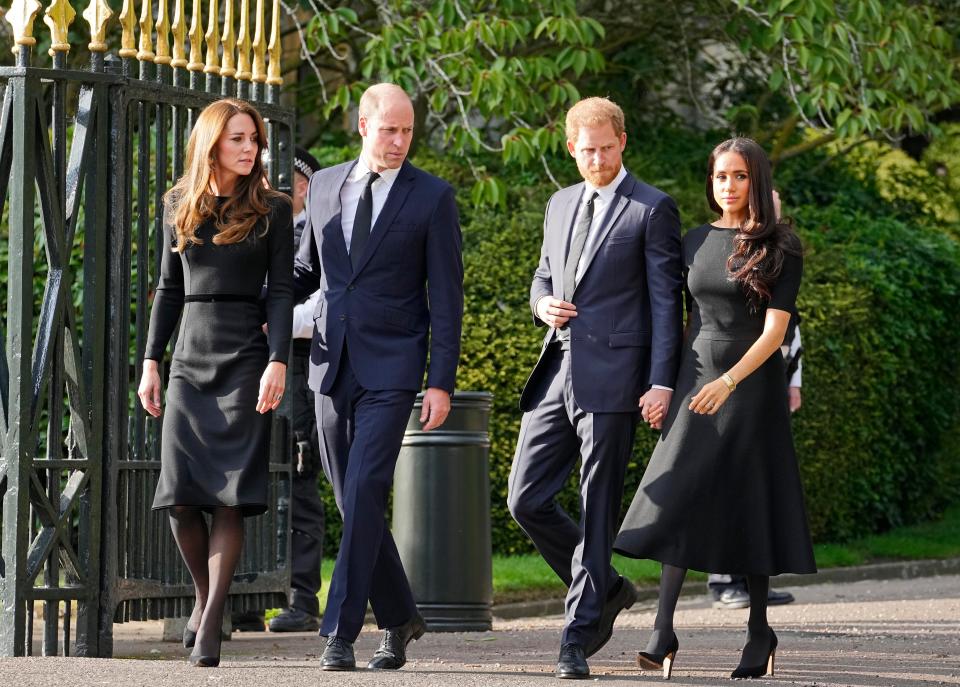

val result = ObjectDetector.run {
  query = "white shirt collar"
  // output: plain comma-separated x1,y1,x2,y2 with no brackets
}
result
350,156,402,185
583,165,627,202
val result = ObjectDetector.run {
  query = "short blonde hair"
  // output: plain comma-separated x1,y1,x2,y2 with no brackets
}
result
565,97,626,142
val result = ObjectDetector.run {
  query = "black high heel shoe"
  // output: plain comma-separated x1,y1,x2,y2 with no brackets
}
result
189,632,222,668
636,632,679,680
182,625,197,650
731,627,777,679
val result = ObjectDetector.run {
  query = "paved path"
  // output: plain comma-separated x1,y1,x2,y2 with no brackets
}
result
2,574,958,686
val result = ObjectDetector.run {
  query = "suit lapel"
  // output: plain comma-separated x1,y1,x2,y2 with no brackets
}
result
554,184,583,293
324,160,357,265
573,175,635,295
351,160,415,276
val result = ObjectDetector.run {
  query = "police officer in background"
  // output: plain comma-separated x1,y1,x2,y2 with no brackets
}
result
270,146,327,632
233,147,327,633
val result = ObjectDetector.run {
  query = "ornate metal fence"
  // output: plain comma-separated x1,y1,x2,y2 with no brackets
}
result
0,0,295,658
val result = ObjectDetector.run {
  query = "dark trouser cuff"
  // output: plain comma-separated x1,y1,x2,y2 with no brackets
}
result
291,588,321,617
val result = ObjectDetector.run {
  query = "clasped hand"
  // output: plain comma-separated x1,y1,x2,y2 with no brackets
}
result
639,388,672,430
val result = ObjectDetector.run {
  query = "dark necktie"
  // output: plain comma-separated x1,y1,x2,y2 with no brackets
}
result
349,171,380,270
563,191,599,301
293,217,307,249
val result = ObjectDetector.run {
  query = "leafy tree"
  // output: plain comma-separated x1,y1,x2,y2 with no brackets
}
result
583,0,960,162
285,0,606,205
286,0,959,196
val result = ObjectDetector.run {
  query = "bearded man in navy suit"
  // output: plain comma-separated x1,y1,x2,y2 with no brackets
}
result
292,83,464,672
508,97,683,679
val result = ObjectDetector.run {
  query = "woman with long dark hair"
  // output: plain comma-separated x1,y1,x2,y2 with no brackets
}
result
614,138,816,679
137,98,293,667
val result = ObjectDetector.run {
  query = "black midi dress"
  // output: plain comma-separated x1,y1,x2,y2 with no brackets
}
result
614,224,816,576
145,196,294,517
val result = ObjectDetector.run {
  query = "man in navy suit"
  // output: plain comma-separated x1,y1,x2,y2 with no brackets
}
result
292,83,463,671
508,97,683,679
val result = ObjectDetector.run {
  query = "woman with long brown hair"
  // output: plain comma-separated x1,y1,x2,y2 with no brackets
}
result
614,137,816,680
137,98,293,667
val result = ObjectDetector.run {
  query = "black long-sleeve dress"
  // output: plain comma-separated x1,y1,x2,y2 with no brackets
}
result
614,224,816,575
145,195,294,516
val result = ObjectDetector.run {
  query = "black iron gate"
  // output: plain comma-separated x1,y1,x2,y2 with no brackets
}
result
0,0,295,658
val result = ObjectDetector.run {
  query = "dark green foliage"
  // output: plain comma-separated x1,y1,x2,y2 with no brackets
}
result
792,201,960,539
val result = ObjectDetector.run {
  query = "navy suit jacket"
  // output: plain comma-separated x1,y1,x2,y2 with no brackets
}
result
520,172,683,413
293,159,464,395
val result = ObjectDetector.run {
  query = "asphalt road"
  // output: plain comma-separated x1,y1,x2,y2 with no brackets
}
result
1,573,958,686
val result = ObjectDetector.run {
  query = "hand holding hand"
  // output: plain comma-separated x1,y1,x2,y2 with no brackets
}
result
256,361,287,414
536,297,578,329
639,388,672,430
137,360,163,417
420,387,451,431
689,378,732,415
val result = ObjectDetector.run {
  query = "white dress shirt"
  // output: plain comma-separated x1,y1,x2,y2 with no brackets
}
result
291,208,322,339
339,157,401,253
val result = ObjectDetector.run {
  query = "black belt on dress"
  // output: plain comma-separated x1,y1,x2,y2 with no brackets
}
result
184,294,259,303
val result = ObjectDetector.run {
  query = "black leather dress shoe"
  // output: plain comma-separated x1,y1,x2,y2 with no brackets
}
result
768,588,795,606
556,642,589,679
230,610,265,632
268,607,321,632
586,576,638,657
367,613,427,670
321,635,356,671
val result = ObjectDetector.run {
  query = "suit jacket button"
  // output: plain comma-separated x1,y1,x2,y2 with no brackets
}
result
339,315,346,321
347,284,356,291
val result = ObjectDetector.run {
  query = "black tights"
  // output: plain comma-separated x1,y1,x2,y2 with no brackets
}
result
646,564,772,663
169,506,244,658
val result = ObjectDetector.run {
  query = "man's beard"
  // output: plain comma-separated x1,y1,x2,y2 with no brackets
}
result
581,165,618,188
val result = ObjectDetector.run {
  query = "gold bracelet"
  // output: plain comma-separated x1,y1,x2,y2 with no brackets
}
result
721,372,737,392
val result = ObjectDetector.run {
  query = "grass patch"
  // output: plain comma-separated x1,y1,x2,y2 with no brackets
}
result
813,504,960,565
281,504,960,615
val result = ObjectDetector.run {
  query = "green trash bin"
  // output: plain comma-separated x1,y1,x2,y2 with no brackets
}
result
392,391,493,631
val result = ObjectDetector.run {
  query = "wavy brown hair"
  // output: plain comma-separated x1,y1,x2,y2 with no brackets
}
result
706,137,801,310
165,99,283,252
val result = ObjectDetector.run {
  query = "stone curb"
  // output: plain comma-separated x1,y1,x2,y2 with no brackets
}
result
491,556,960,620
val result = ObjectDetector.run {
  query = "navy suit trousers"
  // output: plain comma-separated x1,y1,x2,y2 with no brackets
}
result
315,346,418,641
508,344,638,646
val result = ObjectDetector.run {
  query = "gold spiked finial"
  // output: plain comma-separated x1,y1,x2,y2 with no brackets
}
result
118,0,136,57
138,0,155,61
5,0,43,46
187,0,203,71
251,0,266,83
43,0,76,55
154,0,171,64
266,0,281,85
235,0,251,80
220,0,236,77
82,0,112,52
170,0,187,68
203,0,220,74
